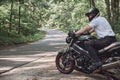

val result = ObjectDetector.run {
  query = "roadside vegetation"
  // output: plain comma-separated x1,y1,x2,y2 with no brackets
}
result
0,0,120,47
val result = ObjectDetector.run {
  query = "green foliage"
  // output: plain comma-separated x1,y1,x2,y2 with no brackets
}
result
45,0,120,34
45,0,89,31
0,30,46,46
0,0,47,46
0,0,120,46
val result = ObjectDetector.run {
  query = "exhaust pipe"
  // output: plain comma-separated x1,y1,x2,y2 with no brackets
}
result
101,60,120,70
95,60,120,72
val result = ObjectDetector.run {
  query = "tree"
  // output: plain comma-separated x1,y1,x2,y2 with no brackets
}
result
89,0,95,7
18,0,21,34
9,0,14,33
105,0,111,22
105,0,120,32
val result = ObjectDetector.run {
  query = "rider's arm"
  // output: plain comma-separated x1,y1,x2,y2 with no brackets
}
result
75,25,92,36
89,28,95,33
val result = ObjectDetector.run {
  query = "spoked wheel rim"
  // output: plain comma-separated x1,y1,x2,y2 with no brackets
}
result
55,53,75,74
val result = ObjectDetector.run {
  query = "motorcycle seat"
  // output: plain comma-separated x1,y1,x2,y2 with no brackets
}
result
99,42,120,53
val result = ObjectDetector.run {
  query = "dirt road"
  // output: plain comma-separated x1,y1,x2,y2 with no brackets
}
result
0,29,116,80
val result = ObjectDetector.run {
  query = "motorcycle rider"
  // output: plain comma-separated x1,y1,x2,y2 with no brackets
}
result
75,7,117,72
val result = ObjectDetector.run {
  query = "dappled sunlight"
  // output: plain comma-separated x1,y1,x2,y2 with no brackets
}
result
46,34,67,37
0,29,89,80
20,51,45,54
49,42,66,46
1,52,56,76
0,57,35,62
26,52,57,57
43,38,65,41
0,67,13,71
37,58,54,63
0,57,36,74
7,64,51,74
9,49,17,51
0,51,57,75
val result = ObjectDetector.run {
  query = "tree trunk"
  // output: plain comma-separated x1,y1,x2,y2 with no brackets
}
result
18,0,21,34
105,0,119,31
31,2,36,14
110,0,119,29
105,0,111,23
89,0,95,7
115,0,119,23
9,0,13,32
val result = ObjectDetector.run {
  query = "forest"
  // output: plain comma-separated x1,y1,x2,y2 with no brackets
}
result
0,0,120,46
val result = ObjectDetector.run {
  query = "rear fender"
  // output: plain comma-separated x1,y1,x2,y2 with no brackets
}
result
107,46,120,52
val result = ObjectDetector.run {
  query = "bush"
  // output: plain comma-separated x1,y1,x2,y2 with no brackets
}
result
0,30,46,46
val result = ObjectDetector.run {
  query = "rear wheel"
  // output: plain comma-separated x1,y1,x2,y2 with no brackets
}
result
55,53,75,74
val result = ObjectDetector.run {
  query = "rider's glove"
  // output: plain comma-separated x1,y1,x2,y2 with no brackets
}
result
71,32,77,38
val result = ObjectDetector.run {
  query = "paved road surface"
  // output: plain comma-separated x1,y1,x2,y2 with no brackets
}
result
0,29,117,80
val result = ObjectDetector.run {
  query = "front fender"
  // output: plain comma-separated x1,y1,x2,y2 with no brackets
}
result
58,49,66,54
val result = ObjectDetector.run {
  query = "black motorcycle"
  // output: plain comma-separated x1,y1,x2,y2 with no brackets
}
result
55,30,120,74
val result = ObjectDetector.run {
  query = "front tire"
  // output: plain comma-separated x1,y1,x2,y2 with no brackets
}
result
55,52,75,74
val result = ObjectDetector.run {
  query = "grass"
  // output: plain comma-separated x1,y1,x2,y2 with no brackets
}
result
0,30,46,47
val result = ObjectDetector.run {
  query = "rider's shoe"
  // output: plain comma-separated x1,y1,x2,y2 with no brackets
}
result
88,61,102,72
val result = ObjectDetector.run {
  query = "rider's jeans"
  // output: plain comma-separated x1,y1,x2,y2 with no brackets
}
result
84,36,117,62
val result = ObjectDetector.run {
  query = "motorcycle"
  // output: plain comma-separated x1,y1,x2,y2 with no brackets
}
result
55,30,120,75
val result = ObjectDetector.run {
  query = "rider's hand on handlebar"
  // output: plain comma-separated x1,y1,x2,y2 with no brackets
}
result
68,31,76,38
71,32,77,38
82,31,91,35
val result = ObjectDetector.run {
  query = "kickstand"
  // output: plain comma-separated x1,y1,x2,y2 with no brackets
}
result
97,70,119,80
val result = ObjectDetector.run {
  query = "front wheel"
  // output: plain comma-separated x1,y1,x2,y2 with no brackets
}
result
55,52,75,74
